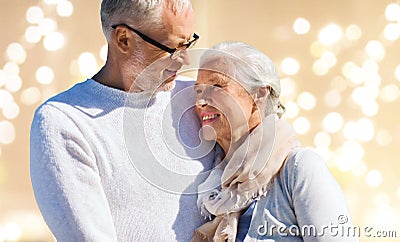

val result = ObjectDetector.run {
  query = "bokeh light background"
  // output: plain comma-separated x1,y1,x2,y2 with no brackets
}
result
0,0,399,241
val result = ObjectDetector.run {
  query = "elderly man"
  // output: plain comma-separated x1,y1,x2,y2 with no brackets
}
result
30,0,213,241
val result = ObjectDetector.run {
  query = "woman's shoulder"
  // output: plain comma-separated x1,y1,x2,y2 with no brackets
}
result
277,147,332,190
283,147,327,174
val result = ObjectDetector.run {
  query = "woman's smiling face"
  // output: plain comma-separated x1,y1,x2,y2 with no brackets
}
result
194,70,259,145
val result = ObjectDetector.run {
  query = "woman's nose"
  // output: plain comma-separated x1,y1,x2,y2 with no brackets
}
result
195,98,208,108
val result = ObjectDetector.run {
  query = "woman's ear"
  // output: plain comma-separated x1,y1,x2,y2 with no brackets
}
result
254,86,270,104
251,86,270,114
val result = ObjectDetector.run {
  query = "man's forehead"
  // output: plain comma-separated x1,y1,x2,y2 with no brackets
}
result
161,2,195,40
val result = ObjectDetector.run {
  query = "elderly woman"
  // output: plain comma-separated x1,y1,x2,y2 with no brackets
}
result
192,42,356,242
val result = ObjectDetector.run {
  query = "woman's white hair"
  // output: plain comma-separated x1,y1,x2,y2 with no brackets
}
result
200,41,285,118
100,0,191,41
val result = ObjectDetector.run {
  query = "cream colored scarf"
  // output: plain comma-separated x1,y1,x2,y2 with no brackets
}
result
191,114,300,242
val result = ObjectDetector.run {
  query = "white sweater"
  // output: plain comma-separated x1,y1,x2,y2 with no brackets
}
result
30,79,214,242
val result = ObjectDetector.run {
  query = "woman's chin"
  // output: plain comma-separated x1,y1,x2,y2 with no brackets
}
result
200,125,217,141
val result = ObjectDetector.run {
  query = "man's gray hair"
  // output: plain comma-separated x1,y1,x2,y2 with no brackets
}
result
101,0,191,41
200,41,285,118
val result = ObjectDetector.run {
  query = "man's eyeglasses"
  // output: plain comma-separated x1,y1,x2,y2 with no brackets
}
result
111,23,199,60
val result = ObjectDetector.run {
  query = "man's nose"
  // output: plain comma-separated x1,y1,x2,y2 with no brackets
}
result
175,49,190,65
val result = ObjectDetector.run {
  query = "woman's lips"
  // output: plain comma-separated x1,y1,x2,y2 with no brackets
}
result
200,112,220,125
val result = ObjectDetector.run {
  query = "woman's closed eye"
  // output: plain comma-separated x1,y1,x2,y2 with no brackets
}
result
213,84,222,89
212,84,229,93
194,86,203,94
194,82,226,96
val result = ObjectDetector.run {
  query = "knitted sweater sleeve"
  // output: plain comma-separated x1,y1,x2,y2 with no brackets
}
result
30,103,118,242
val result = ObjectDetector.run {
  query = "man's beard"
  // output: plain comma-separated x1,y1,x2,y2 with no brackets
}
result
133,70,176,93
158,81,176,92
157,75,176,92
129,51,177,93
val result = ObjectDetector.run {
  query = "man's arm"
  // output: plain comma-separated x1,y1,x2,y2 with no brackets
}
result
30,104,118,242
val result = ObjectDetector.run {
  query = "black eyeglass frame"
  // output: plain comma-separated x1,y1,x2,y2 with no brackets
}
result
111,23,199,59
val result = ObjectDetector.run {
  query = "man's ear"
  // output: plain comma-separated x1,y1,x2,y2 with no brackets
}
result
113,26,131,53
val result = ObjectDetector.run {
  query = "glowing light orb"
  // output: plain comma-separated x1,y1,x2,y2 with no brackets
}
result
36,66,55,84
43,32,65,51
323,112,343,133
362,59,379,74
3,62,20,76
281,57,300,75
345,24,362,41
310,41,325,58
318,24,343,45
361,101,379,117
293,18,310,35
351,161,367,177
312,59,330,76
0,89,13,109
324,90,341,107
385,3,400,21
78,52,98,77
25,26,42,43
365,40,385,62
6,43,26,64
343,121,358,140
280,77,297,101
5,75,22,93
21,87,42,106
26,6,44,24
314,131,331,147
365,170,383,187
283,101,299,119
335,141,364,172
2,101,20,120
57,1,74,17
344,119,376,142
321,51,337,68
297,92,316,110
38,18,57,36
0,121,16,145
383,23,400,41
293,116,311,135
357,118,375,142
376,129,392,146
380,84,400,103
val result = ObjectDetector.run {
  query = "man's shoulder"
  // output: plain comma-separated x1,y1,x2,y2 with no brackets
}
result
170,76,196,99
32,80,92,120
174,75,195,88
175,75,195,82
41,80,88,105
